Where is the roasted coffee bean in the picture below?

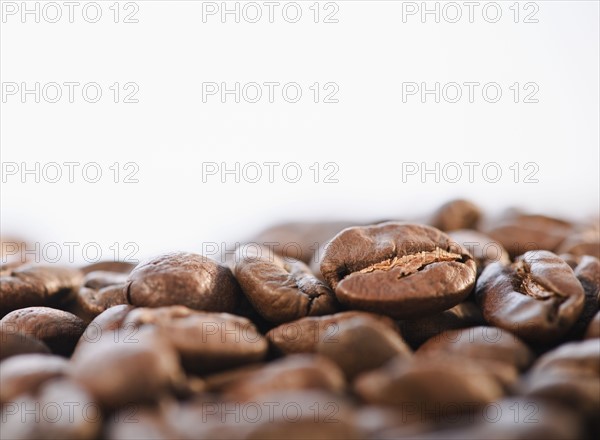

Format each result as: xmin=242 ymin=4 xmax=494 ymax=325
xmin=448 ymin=229 xmax=510 ymax=274
xmin=203 ymin=364 xmax=265 ymax=392
xmin=315 ymin=315 xmax=412 ymax=380
xmin=0 ymin=265 xmax=83 ymax=316
xmin=566 ymin=255 xmax=600 ymax=338
xmin=398 ymin=301 xmax=485 ymax=349
xmin=476 ymin=251 xmax=585 ymax=344
xmin=233 ymin=249 xmax=337 ymax=323
xmin=557 ymin=228 xmax=600 ymax=259
xmin=0 ymin=307 xmax=86 ymax=356
xmin=76 ymin=270 xmax=129 ymax=317
xmin=416 ymin=326 xmax=533 ymax=370
xmin=222 ymin=354 xmax=345 ymax=401
xmin=0 ymin=354 xmax=68 ymax=403
xmin=429 ymin=199 xmax=482 ymax=232
xmin=522 ymin=339 xmax=600 ymax=419
xmin=125 ymin=252 xmax=241 ymax=312
xmin=0 ymin=329 xmax=50 ymax=361
xmin=487 ymin=214 xmax=572 ymax=259
xmin=70 ymin=330 xmax=184 ymax=408
xmin=2 ymin=379 xmax=101 ymax=440
xmin=321 ymin=223 xmax=477 ymax=318
xmin=249 ymin=221 xmax=358 ymax=264
xmin=354 ymin=355 xmax=504 ymax=411
xmin=585 ymin=311 xmax=600 ymax=339
xmin=123 ymin=306 xmax=268 ymax=374
xmin=266 ymin=311 xmax=396 ymax=354
xmin=80 ymin=260 xmax=136 ymax=275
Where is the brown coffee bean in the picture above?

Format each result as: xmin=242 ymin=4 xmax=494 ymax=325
xmin=249 ymin=221 xmax=358 ymax=264
xmin=487 ymin=214 xmax=572 ymax=258
xmin=429 ymin=199 xmax=482 ymax=232
xmin=416 ymin=326 xmax=533 ymax=370
xmin=70 ymin=330 xmax=184 ymax=408
xmin=0 ymin=329 xmax=51 ymax=361
xmin=398 ymin=301 xmax=485 ymax=349
xmin=448 ymin=229 xmax=510 ymax=274
xmin=476 ymin=251 xmax=585 ymax=344
xmin=123 ymin=306 xmax=268 ymax=374
xmin=585 ymin=311 xmax=600 ymax=339
xmin=203 ymin=364 xmax=265 ymax=392
xmin=557 ymin=228 xmax=600 ymax=259
xmin=125 ymin=252 xmax=241 ymax=312
xmin=266 ymin=311 xmax=396 ymax=354
xmin=80 ymin=260 xmax=136 ymax=275
xmin=76 ymin=269 xmax=130 ymax=317
xmin=0 ymin=265 xmax=83 ymax=316
xmin=0 ymin=354 xmax=68 ymax=403
xmin=0 ymin=307 xmax=86 ymax=356
xmin=222 ymin=354 xmax=345 ymax=401
xmin=2 ymin=379 xmax=102 ymax=440
xmin=321 ymin=223 xmax=477 ymax=318
xmin=105 ymin=404 xmax=176 ymax=440
xmin=315 ymin=315 xmax=412 ymax=380
xmin=233 ymin=249 xmax=338 ymax=323
xmin=565 ymin=255 xmax=600 ymax=339
xmin=522 ymin=339 xmax=600 ymax=419
xmin=354 ymin=356 xmax=504 ymax=410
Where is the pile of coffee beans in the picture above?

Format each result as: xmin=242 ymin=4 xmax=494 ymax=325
xmin=1 ymin=200 xmax=599 ymax=439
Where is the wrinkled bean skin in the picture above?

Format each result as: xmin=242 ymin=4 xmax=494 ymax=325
xmin=475 ymin=251 xmax=584 ymax=344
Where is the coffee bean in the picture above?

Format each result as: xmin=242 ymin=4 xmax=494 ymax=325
xmin=321 ymin=223 xmax=477 ymax=318
xmin=105 ymin=404 xmax=176 ymax=440
xmin=80 ymin=260 xmax=136 ymax=275
xmin=522 ymin=339 xmax=600 ymax=420
xmin=397 ymin=301 xmax=485 ymax=349
xmin=487 ymin=214 xmax=572 ymax=259
xmin=429 ymin=199 xmax=482 ymax=232
xmin=249 ymin=221 xmax=358 ymax=264
xmin=0 ymin=354 xmax=68 ymax=404
xmin=475 ymin=251 xmax=585 ymax=344
xmin=0 ymin=307 xmax=86 ymax=356
xmin=233 ymin=249 xmax=338 ymax=323
xmin=125 ymin=252 xmax=241 ymax=312
xmin=566 ymin=255 xmax=600 ymax=339
xmin=557 ymin=227 xmax=600 ymax=259
xmin=70 ymin=330 xmax=184 ymax=408
xmin=123 ymin=306 xmax=268 ymax=374
xmin=2 ymin=379 xmax=102 ymax=440
xmin=416 ymin=326 xmax=533 ymax=370
xmin=354 ymin=355 xmax=504 ymax=411
xmin=266 ymin=311 xmax=396 ymax=354
xmin=76 ymin=270 xmax=130 ymax=317
xmin=447 ymin=229 xmax=510 ymax=274
xmin=222 ymin=354 xmax=345 ymax=401
xmin=0 ymin=265 xmax=83 ymax=316
xmin=0 ymin=329 xmax=51 ymax=361
xmin=315 ymin=315 xmax=412 ymax=380
xmin=585 ymin=311 xmax=600 ymax=339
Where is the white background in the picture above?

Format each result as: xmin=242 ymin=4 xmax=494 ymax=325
xmin=1 ymin=0 xmax=599 ymax=263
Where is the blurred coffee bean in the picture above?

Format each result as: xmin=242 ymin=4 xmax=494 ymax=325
xmin=475 ymin=251 xmax=585 ymax=344
xmin=80 ymin=260 xmax=136 ymax=275
xmin=0 ymin=307 xmax=86 ymax=356
xmin=70 ymin=330 xmax=184 ymax=409
xmin=222 ymin=354 xmax=345 ymax=401
xmin=0 ymin=265 xmax=83 ymax=316
xmin=566 ymin=255 xmax=600 ymax=339
xmin=105 ymin=403 xmax=177 ymax=440
xmin=321 ymin=223 xmax=477 ymax=318
xmin=522 ymin=339 xmax=600 ymax=420
xmin=448 ymin=229 xmax=510 ymax=274
xmin=315 ymin=315 xmax=412 ymax=380
xmin=585 ymin=311 xmax=600 ymax=339
xmin=354 ymin=356 xmax=504 ymax=413
xmin=125 ymin=252 xmax=241 ymax=312
xmin=429 ymin=199 xmax=482 ymax=232
xmin=0 ymin=354 xmax=68 ymax=403
xmin=123 ymin=306 xmax=268 ymax=374
xmin=234 ymin=248 xmax=337 ymax=323
xmin=76 ymin=270 xmax=129 ymax=317
xmin=266 ymin=311 xmax=396 ymax=354
xmin=416 ymin=326 xmax=533 ymax=370
xmin=398 ymin=301 xmax=485 ymax=349
xmin=0 ymin=329 xmax=51 ymax=361
xmin=556 ymin=227 xmax=600 ymax=259
xmin=487 ymin=214 xmax=572 ymax=258
xmin=203 ymin=364 xmax=265 ymax=392
xmin=249 ymin=221 xmax=358 ymax=264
